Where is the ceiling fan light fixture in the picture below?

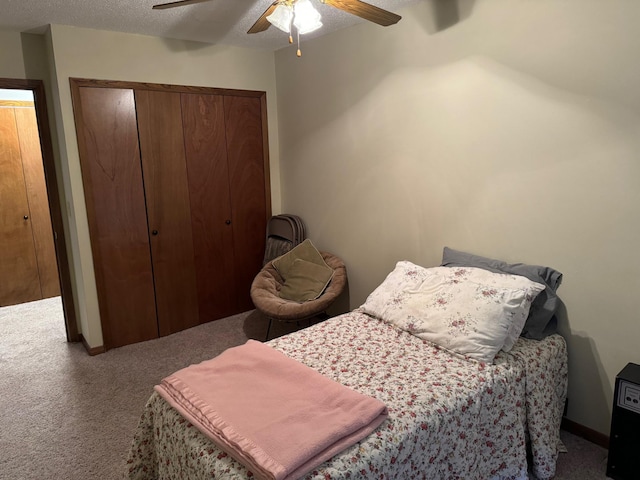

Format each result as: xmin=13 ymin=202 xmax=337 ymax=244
xmin=293 ymin=0 xmax=323 ymax=34
xmin=266 ymin=4 xmax=294 ymax=33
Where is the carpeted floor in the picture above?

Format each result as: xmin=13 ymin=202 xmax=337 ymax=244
xmin=0 ymin=297 xmax=610 ymax=480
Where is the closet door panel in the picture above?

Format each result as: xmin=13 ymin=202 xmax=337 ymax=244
xmin=181 ymin=93 xmax=236 ymax=322
xmin=73 ymin=87 xmax=158 ymax=348
xmin=14 ymin=107 xmax=60 ymax=299
xmin=224 ymin=96 xmax=268 ymax=312
xmin=0 ymin=108 xmax=41 ymax=306
xmin=135 ymin=90 xmax=199 ymax=336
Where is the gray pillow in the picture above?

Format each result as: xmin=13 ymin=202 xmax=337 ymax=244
xmin=441 ymin=247 xmax=563 ymax=340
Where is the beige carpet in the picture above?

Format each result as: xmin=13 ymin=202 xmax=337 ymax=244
xmin=0 ymin=297 xmax=610 ymax=479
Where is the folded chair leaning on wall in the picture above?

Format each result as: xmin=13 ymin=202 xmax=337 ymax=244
xmin=251 ymin=229 xmax=348 ymax=341
xmin=261 ymin=214 xmax=306 ymax=266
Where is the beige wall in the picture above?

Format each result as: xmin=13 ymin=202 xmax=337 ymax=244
xmin=274 ymin=0 xmax=640 ymax=434
xmin=0 ymin=31 xmax=27 ymax=78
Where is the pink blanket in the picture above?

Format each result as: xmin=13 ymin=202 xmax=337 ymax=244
xmin=154 ymin=339 xmax=388 ymax=480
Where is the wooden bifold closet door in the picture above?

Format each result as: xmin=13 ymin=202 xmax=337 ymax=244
xmin=0 ymin=107 xmax=41 ymax=305
xmin=135 ymin=90 xmax=200 ymax=337
xmin=71 ymin=79 xmax=270 ymax=350
xmin=73 ymin=87 xmax=158 ymax=347
xmin=0 ymin=104 xmax=60 ymax=306
xmin=180 ymin=93 xmax=237 ymax=321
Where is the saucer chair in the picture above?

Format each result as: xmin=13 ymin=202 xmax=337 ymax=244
xmin=251 ymin=240 xmax=348 ymax=341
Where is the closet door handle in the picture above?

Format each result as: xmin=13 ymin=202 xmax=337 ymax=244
xmin=151 ymin=230 xmax=159 ymax=236
xmin=23 ymin=215 xmax=29 ymax=220
xmin=225 ymin=220 xmax=231 ymax=225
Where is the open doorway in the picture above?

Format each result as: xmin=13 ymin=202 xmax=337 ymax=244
xmin=0 ymin=78 xmax=78 ymax=342
xmin=0 ymin=89 xmax=60 ymax=304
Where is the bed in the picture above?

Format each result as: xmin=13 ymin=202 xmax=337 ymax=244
xmin=125 ymin=253 xmax=567 ymax=480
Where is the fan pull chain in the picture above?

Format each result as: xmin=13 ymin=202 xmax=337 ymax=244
xmin=297 ymin=30 xmax=302 ymax=57
xmin=289 ymin=14 xmax=293 ymax=44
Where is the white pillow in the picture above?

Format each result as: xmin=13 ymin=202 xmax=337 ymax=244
xmin=361 ymin=262 xmax=544 ymax=363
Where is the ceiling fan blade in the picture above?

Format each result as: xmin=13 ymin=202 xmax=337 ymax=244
xmin=322 ymin=0 xmax=401 ymax=26
xmin=152 ymin=0 xmax=213 ymax=10
xmin=247 ymin=2 xmax=279 ymax=34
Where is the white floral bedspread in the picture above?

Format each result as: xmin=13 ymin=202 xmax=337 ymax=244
xmin=125 ymin=311 xmax=567 ymax=480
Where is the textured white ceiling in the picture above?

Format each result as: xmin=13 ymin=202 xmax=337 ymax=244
xmin=1 ymin=0 xmax=421 ymax=50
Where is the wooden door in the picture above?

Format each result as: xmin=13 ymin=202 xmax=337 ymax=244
xmin=181 ymin=93 xmax=237 ymax=323
xmin=224 ymin=96 xmax=268 ymax=312
xmin=0 ymin=108 xmax=41 ymax=306
xmin=72 ymin=87 xmax=158 ymax=349
xmin=135 ymin=90 xmax=200 ymax=336
xmin=14 ymin=107 xmax=60 ymax=299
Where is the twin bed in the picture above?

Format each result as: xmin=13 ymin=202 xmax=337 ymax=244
xmin=125 ymin=250 xmax=567 ymax=480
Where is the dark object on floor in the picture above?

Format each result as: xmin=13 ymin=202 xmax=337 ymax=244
xmin=607 ymin=362 xmax=640 ymax=480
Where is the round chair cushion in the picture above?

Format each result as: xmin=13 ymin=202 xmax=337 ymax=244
xmin=250 ymin=251 xmax=347 ymax=321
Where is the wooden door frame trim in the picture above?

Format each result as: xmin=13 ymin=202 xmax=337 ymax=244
xmin=0 ymin=78 xmax=79 ymax=342
xmin=69 ymin=77 xmax=267 ymax=98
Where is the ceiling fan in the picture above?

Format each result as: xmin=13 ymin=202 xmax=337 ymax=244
xmin=151 ymin=0 xmax=402 ymax=34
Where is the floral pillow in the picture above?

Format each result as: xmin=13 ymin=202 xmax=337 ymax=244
xmin=441 ymin=247 xmax=563 ymax=340
xmin=360 ymin=261 xmax=545 ymax=363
